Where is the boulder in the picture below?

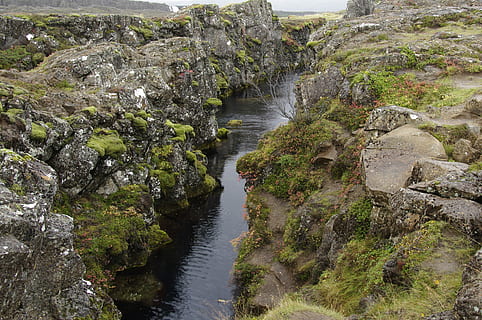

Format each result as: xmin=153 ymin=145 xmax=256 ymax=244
xmin=251 ymin=262 xmax=296 ymax=311
xmin=454 ymin=248 xmax=482 ymax=320
xmin=408 ymin=159 xmax=468 ymax=185
xmin=465 ymin=94 xmax=482 ymax=116
xmin=362 ymin=125 xmax=447 ymax=206
xmin=295 ymin=67 xmax=348 ymax=110
xmin=0 ymin=149 xmax=115 ymax=319
xmin=452 ymin=138 xmax=479 ymax=164
xmin=381 ymin=188 xmax=482 ymax=240
xmin=409 ymin=170 xmax=481 ymax=202
xmin=364 ymin=105 xmax=429 ymax=137
xmin=345 ymin=0 xmax=375 ymax=18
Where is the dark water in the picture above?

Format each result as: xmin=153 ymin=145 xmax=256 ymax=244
xmin=115 ymin=75 xmax=296 ymax=320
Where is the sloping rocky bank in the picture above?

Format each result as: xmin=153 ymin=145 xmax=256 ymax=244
xmin=0 ymin=1 xmax=318 ymax=318
xmin=235 ymin=0 xmax=481 ymax=319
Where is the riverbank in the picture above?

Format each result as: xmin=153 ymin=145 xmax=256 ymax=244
xmin=233 ymin=0 xmax=481 ymax=319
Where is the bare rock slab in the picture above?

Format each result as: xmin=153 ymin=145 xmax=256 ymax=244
xmin=362 ymin=125 xmax=447 ymax=205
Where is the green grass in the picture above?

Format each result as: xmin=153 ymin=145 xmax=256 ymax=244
xmin=312 ymin=221 xmax=476 ymax=317
xmin=253 ymin=297 xmax=344 ymax=320
xmin=237 ymin=118 xmax=342 ymax=205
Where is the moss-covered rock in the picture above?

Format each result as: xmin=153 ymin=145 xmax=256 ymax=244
xmin=87 ymin=128 xmax=127 ymax=157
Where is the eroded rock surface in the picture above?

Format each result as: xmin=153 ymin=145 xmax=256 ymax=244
xmin=0 ymin=149 xmax=118 ymax=319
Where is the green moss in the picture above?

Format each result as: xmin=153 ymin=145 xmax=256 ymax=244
xmin=165 ymin=120 xmax=195 ymax=142
xmin=87 ymin=129 xmax=127 ymax=157
xmin=53 ymin=186 xmax=172 ymax=290
xmin=0 ymin=46 xmax=30 ymax=70
xmin=30 ymin=122 xmax=47 ymax=141
xmin=10 ymin=183 xmax=26 ymax=196
xmin=203 ymin=174 xmax=217 ymax=191
xmin=186 ymin=150 xmax=197 ymax=163
xmin=217 ymin=127 xmax=230 ymax=139
xmin=237 ymin=119 xmax=341 ymax=205
xmin=82 ymin=106 xmax=97 ymax=115
xmin=205 ymin=97 xmax=223 ymax=106
xmin=236 ymin=50 xmax=247 ymax=62
xmin=54 ymin=79 xmax=75 ymax=91
xmin=147 ymin=224 xmax=172 ymax=249
xmin=2 ymin=108 xmax=24 ymax=124
xmin=136 ymin=110 xmax=151 ymax=119
xmin=307 ymin=40 xmax=323 ymax=48
xmin=150 ymin=169 xmax=177 ymax=189
xmin=132 ymin=117 xmax=148 ymax=131
xmin=125 ymin=112 xmax=135 ymax=120
xmin=129 ymin=25 xmax=154 ymax=39
xmin=195 ymin=160 xmax=207 ymax=176
xmin=348 ymin=197 xmax=372 ymax=239
xmin=216 ymin=74 xmax=229 ymax=90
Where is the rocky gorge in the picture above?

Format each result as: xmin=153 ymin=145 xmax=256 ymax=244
xmin=0 ymin=1 xmax=316 ymax=318
xmin=0 ymin=0 xmax=480 ymax=319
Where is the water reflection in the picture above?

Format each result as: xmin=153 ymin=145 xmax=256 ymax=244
xmin=115 ymin=74 xmax=297 ymax=320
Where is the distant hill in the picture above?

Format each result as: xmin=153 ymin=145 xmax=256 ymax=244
xmin=0 ymin=0 xmax=170 ymax=12
xmin=274 ymin=10 xmax=322 ymax=17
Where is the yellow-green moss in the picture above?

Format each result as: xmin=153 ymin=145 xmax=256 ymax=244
xmin=87 ymin=129 xmax=127 ymax=157
xmin=205 ymin=97 xmax=223 ymax=106
xmin=82 ymin=106 xmax=97 ymax=115
xmin=30 ymin=122 xmax=47 ymax=141
xmin=165 ymin=119 xmax=195 ymax=142
xmin=150 ymin=169 xmax=177 ymax=189
xmin=2 ymin=108 xmax=24 ymax=124
xmin=129 ymin=25 xmax=154 ymax=39
xmin=217 ymin=127 xmax=230 ymax=139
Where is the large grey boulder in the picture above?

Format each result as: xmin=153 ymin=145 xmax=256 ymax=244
xmin=452 ymin=138 xmax=479 ymax=164
xmin=345 ymin=0 xmax=375 ymax=18
xmin=364 ymin=105 xmax=429 ymax=139
xmin=0 ymin=149 xmax=116 ymax=320
xmin=362 ymin=125 xmax=447 ymax=205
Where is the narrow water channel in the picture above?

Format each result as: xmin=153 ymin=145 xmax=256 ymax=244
xmin=115 ymin=75 xmax=297 ymax=320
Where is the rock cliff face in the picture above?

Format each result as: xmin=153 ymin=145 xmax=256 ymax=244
xmin=0 ymin=149 xmax=119 ymax=319
xmin=236 ymin=0 xmax=481 ymax=318
xmin=0 ymin=0 xmax=312 ymax=318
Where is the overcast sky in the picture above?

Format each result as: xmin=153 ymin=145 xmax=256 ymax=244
xmin=135 ymin=0 xmax=348 ymax=12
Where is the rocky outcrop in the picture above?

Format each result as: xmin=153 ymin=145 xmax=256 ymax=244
xmin=0 ymin=0 xmax=295 ymax=206
xmin=345 ymin=0 xmax=375 ymax=18
xmin=362 ymin=124 xmax=447 ymax=205
xmin=237 ymin=0 xmax=481 ymax=318
xmin=0 ymin=149 xmax=118 ymax=319
xmin=455 ymin=248 xmax=482 ymax=320
xmin=0 ymin=1 xmax=306 ymax=318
